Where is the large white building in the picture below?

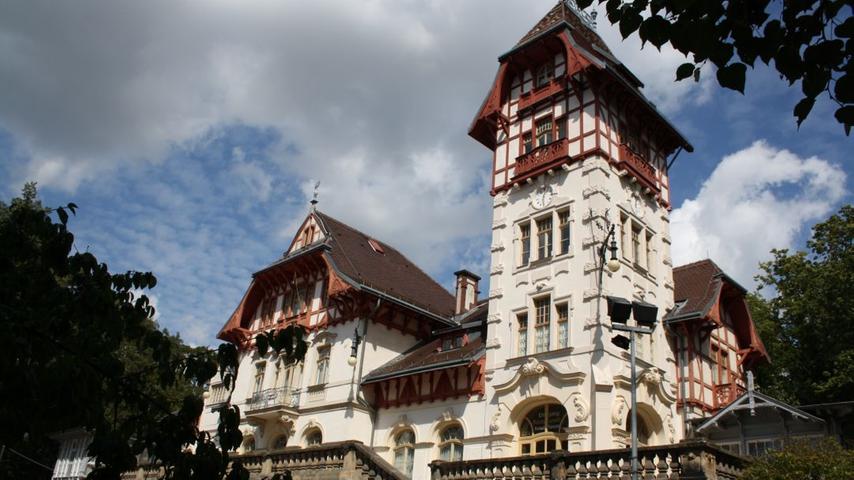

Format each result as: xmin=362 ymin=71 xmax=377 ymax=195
xmin=197 ymin=3 xmax=770 ymax=480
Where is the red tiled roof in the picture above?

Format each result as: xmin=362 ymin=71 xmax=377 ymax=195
xmin=364 ymin=304 xmax=487 ymax=382
xmin=363 ymin=337 xmax=484 ymax=383
xmin=315 ymin=211 xmax=456 ymax=318
xmin=516 ymin=1 xmax=612 ymax=56
xmin=669 ymin=259 xmax=726 ymax=320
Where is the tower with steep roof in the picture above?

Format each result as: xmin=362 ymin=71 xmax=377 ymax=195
xmin=471 ymin=0 xmax=693 ymax=454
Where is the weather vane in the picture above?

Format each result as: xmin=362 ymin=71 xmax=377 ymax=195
xmin=310 ymin=181 xmax=321 ymax=209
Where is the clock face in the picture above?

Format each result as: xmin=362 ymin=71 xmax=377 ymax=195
xmin=532 ymin=188 xmax=552 ymax=209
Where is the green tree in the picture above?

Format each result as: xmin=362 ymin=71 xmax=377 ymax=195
xmin=741 ymin=438 xmax=854 ymax=480
xmin=751 ymin=204 xmax=854 ymax=405
xmin=576 ymin=0 xmax=853 ymax=133
xmin=0 ymin=184 xmax=306 ymax=479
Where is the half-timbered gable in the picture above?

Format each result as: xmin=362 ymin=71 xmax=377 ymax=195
xmin=666 ymin=259 xmax=769 ymax=415
xmin=470 ymin=1 xmax=691 ymax=207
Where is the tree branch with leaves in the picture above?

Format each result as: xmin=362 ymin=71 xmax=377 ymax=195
xmin=577 ymin=0 xmax=853 ymax=133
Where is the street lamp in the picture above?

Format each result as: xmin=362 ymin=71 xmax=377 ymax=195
xmin=606 ymin=296 xmax=657 ymax=480
xmin=600 ymin=224 xmax=621 ymax=273
xmin=347 ymin=327 xmax=362 ymax=367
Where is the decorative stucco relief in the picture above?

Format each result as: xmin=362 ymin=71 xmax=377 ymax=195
xmin=611 ymin=396 xmax=628 ymax=427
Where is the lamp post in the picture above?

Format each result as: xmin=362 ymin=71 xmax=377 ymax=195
xmin=347 ymin=327 xmax=362 ymax=367
xmin=599 ymin=223 xmax=621 ymax=274
xmin=607 ymin=297 xmax=657 ymax=480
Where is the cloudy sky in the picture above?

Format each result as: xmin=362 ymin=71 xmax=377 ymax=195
xmin=1 ymin=0 xmax=850 ymax=345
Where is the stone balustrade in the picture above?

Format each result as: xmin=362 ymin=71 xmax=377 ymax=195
xmin=430 ymin=441 xmax=747 ymax=480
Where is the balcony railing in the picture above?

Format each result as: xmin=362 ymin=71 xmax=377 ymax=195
xmin=518 ymin=78 xmax=566 ymax=111
xmin=617 ymin=144 xmax=659 ymax=193
xmin=513 ymin=138 xmax=570 ymax=180
xmin=713 ymin=382 xmax=746 ymax=410
xmin=245 ymin=387 xmax=299 ymax=414
xmin=430 ymin=441 xmax=747 ymax=480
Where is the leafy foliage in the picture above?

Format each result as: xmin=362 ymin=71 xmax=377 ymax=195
xmin=751 ymin=205 xmax=854 ymax=405
xmin=576 ymin=0 xmax=853 ymax=133
xmin=741 ymin=437 xmax=854 ymax=480
xmin=0 ymin=184 xmax=307 ymax=479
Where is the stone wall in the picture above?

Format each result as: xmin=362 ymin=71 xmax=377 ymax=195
xmin=122 ymin=441 xmax=405 ymax=480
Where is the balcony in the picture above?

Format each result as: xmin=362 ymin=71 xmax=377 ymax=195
xmin=517 ymin=78 xmax=565 ymax=112
xmin=713 ymin=382 xmax=746 ymax=410
xmin=617 ymin=144 xmax=659 ymax=193
xmin=245 ymin=387 xmax=300 ymax=419
xmin=513 ymin=138 xmax=570 ymax=180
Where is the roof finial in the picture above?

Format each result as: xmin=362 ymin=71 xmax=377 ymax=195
xmin=310 ymin=181 xmax=320 ymax=211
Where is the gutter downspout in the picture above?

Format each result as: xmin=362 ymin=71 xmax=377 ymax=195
xmin=362 ymin=299 xmax=381 ymax=449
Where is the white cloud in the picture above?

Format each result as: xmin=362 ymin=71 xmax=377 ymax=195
xmin=671 ymin=140 xmax=847 ymax=286
xmin=592 ymin=4 xmax=716 ymax=114
xmin=0 ymin=0 xmax=745 ymax=343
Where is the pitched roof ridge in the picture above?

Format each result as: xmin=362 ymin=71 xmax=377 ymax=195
xmin=673 ymin=258 xmax=722 ymax=272
xmin=315 ymin=210 xmax=452 ymax=298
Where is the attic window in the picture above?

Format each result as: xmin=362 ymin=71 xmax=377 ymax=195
xmin=368 ymin=238 xmax=385 ymax=254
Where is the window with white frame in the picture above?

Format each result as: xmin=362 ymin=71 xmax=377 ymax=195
xmin=438 ymin=424 xmax=464 ymax=461
xmin=556 ymin=302 xmax=569 ymax=349
xmin=746 ymin=438 xmax=783 ymax=457
xmin=314 ymin=348 xmax=330 ymax=385
xmin=536 ymin=216 xmax=552 ymax=260
xmin=522 ymin=132 xmax=533 ymax=154
xmin=558 ymin=210 xmax=570 ymax=255
xmin=535 ymin=116 xmax=553 ymax=147
xmin=535 ymin=63 xmax=554 ymax=88
xmin=534 ymin=297 xmax=551 ymax=353
xmin=253 ymin=362 xmax=265 ymax=394
xmin=645 ymin=231 xmax=654 ymax=273
xmin=394 ymin=430 xmax=416 ymax=478
xmin=520 ymin=223 xmax=531 ymax=266
xmin=517 ymin=313 xmax=528 ymax=356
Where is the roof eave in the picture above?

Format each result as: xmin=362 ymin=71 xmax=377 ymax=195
xmin=362 ymin=351 xmax=484 ymax=384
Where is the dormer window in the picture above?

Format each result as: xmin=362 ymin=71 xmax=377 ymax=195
xmin=535 ymin=63 xmax=554 ymax=88
xmin=368 ymin=238 xmax=385 ymax=254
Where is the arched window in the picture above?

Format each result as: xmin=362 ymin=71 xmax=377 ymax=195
xmin=242 ymin=436 xmax=256 ymax=453
xmin=393 ymin=429 xmax=415 ymax=478
xmin=271 ymin=435 xmax=288 ymax=450
xmin=438 ymin=424 xmax=464 ymax=461
xmin=626 ymin=410 xmax=652 ymax=446
xmin=519 ymin=403 xmax=568 ymax=455
xmin=305 ymin=428 xmax=323 ymax=446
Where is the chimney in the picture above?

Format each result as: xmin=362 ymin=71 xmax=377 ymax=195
xmin=454 ymin=270 xmax=481 ymax=314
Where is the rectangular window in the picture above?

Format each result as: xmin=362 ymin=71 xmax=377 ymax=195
xmin=537 ymin=217 xmax=552 ymax=260
xmin=747 ymin=439 xmax=783 ymax=457
xmin=557 ymin=303 xmax=569 ymax=349
xmin=260 ymin=297 xmax=276 ymax=326
xmin=315 ymin=348 xmax=330 ymax=385
xmin=534 ymin=297 xmax=551 ymax=353
xmin=517 ymin=313 xmax=528 ymax=356
xmin=721 ymin=352 xmax=730 ymax=384
xmin=253 ymin=363 xmax=265 ymax=394
xmin=558 ymin=210 xmax=570 ymax=255
xmin=520 ymin=223 xmax=531 ymax=266
xmin=522 ymin=132 xmax=533 ymax=154
xmin=536 ymin=117 xmax=553 ymax=147
xmin=645 ymin=231 xmax=654 ymax=272
xmin=536 ymin=63 xmax=554 ymax=88
xmin=556 ymin=116 xmax=567 ymax=140
xmin=632 ymin=224 xmax=641 ymax=265
xmin=291 ymin=282 xmax=305 ymax=315
xmin=620 ymin=213 xmax=630 ymax=260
